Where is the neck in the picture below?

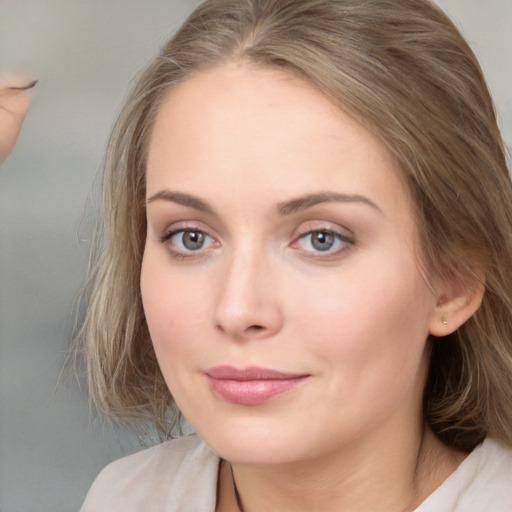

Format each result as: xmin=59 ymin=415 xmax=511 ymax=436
xmin=217 ymin=425 xmax=465 ymax=512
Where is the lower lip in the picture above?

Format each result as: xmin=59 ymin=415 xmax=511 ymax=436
xmin=207 ymin=376 xmax=308 ymax=405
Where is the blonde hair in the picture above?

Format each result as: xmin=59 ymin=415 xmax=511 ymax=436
xmin=79 ymin=0 xmax=512 ymax=450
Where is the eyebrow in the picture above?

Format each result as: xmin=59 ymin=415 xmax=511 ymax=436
xmin=276 ymin=192 xmax=383 ymax=216
xmin=146 ymin=190 xmax=383 ymax=216
xmin=146 ymin=191 xmax=215 ymax=214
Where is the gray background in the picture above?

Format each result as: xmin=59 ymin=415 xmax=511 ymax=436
xmin=0 ymin=1 xmax=510 ymax=511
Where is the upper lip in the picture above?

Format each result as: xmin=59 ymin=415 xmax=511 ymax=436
xmin=205 ymin=365 xmax=309 ymax=380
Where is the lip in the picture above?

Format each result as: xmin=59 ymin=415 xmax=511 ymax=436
xmin=205 ymin=366 xmax=310 ymax=405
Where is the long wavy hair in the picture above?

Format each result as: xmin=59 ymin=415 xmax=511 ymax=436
xmin=78 ymin=0 xmax=512 ymax=451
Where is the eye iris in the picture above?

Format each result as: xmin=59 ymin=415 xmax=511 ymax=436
xmin=182 ymin=231 xmax=205 ymax=250
xmin=311 ymin=231 xmax=334 ymax=251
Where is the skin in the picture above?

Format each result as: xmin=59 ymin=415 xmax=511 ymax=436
xmin=0 ymin=76 xmax=34 ymax=162
xmin=141 ymin=63 xmax=476 ymax=511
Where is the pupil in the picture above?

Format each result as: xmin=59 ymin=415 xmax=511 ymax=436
xmin=183 ymin=231 xmax=204 ymax=250
xmin=312 ymin=232 xmax=334 ymax=251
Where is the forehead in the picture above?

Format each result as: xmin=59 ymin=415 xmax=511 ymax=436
xmin=146 ymin=63 xmax=411 ymax=216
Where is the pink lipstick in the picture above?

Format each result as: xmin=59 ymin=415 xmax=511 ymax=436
xmin=205 ymin=366 xmax=309 ymax=405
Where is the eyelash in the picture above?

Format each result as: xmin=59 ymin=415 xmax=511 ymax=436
xmin=159 ymin=228 xmax=217 ymax=259
xmin=292 ymin=229 xmax=354 ymax=258
xmin=159 ymin=227 xmax=354 ymax=260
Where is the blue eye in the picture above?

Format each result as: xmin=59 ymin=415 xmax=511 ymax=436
xmin=299 ymin=230 xmax=351 ymax=254
xmin=165 ymin=229 xmax=215 ymax=252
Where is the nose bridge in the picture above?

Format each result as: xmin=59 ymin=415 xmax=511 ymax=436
xmin=214 ymin=237 xmax=282 ymax=338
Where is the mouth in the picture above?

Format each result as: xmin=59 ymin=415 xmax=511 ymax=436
xmin=204 ymin=366 xmax=310 ymax=405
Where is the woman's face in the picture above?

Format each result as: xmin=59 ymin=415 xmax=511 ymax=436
xmin=141 ymin=63 xmax=440 ymax=465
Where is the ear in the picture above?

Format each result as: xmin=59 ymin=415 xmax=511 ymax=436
xmin=429 ymin=275 xmax=485 ymax=337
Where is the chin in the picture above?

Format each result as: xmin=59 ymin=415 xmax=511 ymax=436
xmin=191 ymin=414 xmax=315 ymax=466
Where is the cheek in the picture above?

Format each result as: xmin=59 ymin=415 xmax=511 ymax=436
xmin=295 ymin=260 xmax=435 ymax=387
xmin=289 ymin=270 xmax=434 ymax=443
xmin=140 ymin=255 xmax=210 ymax=364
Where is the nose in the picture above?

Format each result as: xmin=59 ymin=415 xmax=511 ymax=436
xmin=213 ymin=247 xmax=284 ymax=340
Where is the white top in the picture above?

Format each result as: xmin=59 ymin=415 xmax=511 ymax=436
xmin=81 ymin=435 xmax=512 ymax=511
